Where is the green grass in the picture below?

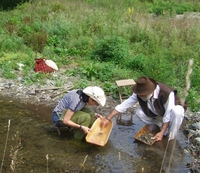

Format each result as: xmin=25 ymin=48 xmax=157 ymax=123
xmin=0 ymin=0 xmax=200 ymax=111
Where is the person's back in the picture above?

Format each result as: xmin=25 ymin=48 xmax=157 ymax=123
xmin=53 ymin=89 xmax=86 ymax=117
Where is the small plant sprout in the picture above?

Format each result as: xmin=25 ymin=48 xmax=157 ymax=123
xmin=159 ymin=132 xmax=173 ymax=173
xmin=142 ymin=167 xmax=144 ymax=173
xmin=127 ymin=7 xmax=134 ymax=16
xmin=10 ymin=131 xmax=24 ymax=173
xmin=46 ymin=154 xmax=49 ymax=173
xmin=0 ymin=119 xmax=11 ymax=173
xmin=118 ymin=151 xmax=121 ymax=160
xmin=78 ymin=155 xmax=88 ymax=173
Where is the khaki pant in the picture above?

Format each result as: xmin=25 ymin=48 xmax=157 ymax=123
xmin=60 ymin=108 xmax=95 ymax=140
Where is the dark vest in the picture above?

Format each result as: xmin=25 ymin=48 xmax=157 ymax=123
xmin=137 ymin=82 xmax=188 ymax=117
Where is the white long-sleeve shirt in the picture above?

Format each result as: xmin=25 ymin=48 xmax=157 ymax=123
xmin=115 ymin=85 xmax=176 ymax=123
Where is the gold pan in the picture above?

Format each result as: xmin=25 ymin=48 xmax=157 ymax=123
xmin=86 ymin=118 xmax=113 ymax=146
xmin=134 ymin=124 xmax=160 ymax=146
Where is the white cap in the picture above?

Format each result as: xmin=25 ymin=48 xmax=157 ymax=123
xmin=45 ymin=59 xmax=58 ymax=70
xmin=83 ymin=86 xmax=106 ymax=106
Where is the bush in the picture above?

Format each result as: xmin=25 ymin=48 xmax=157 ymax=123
xmin=187 ymin=89 xmax=200 ymax=112
xmin=23 ymin=30 xmax=48 ymax=53
xmin=142 ymin=54 xmax=176 ymax=85
xmin=81 ymin=62 xmax=115 ymax=82
xmin=89 ymin=36 xmax=131 ymax=65
xmin=176 ymin=3 xmax=193 ymax=14
xmin=149 ymin=1 xmax=175 ymax=16
xmin=0 ymin=35 xmax=25 ymax=52
xmin=125 ymin=53 xmax=148 ymax=72
xmin=67 ymin=36 xmax=92 ymax=56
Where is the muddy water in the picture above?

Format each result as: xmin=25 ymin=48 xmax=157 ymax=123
xmin=0 ymin=97 xmax=192 ymax=173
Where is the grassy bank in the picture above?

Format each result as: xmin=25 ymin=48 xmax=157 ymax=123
xmin=0 ymin=0 xmax=200 ymax=111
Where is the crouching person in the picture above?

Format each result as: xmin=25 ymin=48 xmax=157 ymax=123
xmin=101 ymin=76 xmax=188 ymax=141
xmin=52 ymin=86 xmax=106 ymax=140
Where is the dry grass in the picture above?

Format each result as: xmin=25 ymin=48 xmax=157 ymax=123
xmin=10 ymin=132 xmax=24 ymax=172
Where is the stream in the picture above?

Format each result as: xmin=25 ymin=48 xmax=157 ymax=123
xmin=0 ymin=96 xmax=193 ymax=173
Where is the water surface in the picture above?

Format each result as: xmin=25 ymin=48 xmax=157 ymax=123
xmin=0 ymin=97 xmax=192 ymax=173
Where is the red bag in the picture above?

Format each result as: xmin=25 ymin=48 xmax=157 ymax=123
xmin=34 ymin=58 xmax=54 ymax=73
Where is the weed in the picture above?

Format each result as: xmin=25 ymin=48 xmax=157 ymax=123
xmin=89 ymin=36 xmax=131 ymax=65
xmin=103 ymin=82 xmax=118 ymax=97
xmin=10 ymin=132 xmax=24 ymax=172
xmin=125 ymin=53 xmax=148 ymax=72
xmin=46 ymin=154 xmax=49 ymax=173
xmin=78 ymin=155 xmax=88 ymax=173
xmin=22 ymin=72 xmax=47 ymax=86
xmin=67 ymin=36 xmax=93 ymax=56
xmin=0 ymin=0 xmax=199 ymax=110
xmin=0 ymin=120 xmax=11 ymax=173
xmin=73 ymin=78 xmax=90 ymax=89
xmin=23 ymin=30 xmax=48 ymax=53
xmin=187 ymin=89 xmax=200 ymax=112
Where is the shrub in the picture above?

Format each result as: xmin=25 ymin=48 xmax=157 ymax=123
xmin=0 ymin=35 xmax=25 ymax=52
xmin=46 ymin=35 xmax=68 ymax=56
xmin=176 ymin=3 xmax=193 ymax=14
xmin=125 ymin=53 xmax=148 ymax=72
xmin=1 ymin=63 xmax=17 ymax=79
xmin=103 ymin=82 xmax=119 ymax=99
xmin=129 ymin=25 xmax=150 ymax=44
xmin=187 ymin=89 xmax=200 ymax=112
xmin=23 ymin=30 xmax=48 ymax=53
xmin=149 ymin=1 xmax=175 ymax=16
xmin=67 ymin=36 xmax=92 ymax=56
xmin=81 ymin=62 xmax=115 ymax=82
xmin=142 ymin=54 xmax=176 ymax=85
xmin=89 ymin=36 xmax=131 ymax=65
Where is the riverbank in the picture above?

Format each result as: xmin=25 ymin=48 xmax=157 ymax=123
xmin=0 ymin=68 xmax=199 ymax=172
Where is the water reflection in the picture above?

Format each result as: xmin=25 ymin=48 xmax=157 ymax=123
xmin=0 ymin=97 xmax=192 ymax=173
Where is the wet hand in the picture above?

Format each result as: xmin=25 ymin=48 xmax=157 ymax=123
xmin=100 ymin=117 xmax=109 ymax=129
xmin=81 ymin=125 xmax=90 ymax=134
xmin=153 ymin=132 xmax=163 ymax=141
xmin=95 ymin=113 xmax=103 ymax=119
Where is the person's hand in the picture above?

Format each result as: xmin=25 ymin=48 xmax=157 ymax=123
xmin=95 ymin=113 xmax=103 ymax=119
xmin=100 ymin=117 xmax=110 ymax=129
xmin=153 ymin=132 xmax=164 ymax=141
xmin=81 ymin=125 xmax=90 ymax=134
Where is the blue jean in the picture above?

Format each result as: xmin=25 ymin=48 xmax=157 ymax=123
xmin=52 ymin=112 xmax=65 ymax=127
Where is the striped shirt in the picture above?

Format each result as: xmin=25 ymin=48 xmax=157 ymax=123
xmin=53 ymin=89 xmax=86 ymax=116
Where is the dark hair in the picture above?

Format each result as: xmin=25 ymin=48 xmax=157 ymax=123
xmin=76 ymin=90 xmax=89 ymax=103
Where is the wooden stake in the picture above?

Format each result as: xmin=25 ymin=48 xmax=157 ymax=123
xmin=50 ymin=86 xmax=74 ymax=98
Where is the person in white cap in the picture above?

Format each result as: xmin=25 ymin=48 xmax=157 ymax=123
xmin=52 ymin=86 xmax=106 ymax=140
xmin=101 ymin=76 xmax=188 ymax=141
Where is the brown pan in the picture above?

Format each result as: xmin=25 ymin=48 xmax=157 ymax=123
xmin=86 ymin=118 xmax=113 ymax=146
xmin=134 ymin=124 xmax=160 ymax=146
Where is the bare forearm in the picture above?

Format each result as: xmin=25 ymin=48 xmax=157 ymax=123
xmin=160 ymin=122 xmax=169 ymax=135
xmin=153 ymin=122 xmax=169 ymax=141
xmin=63 ymin=119 xmax=81 ymax=129
xmin=106 ymin=109 xmax=120 ymax=120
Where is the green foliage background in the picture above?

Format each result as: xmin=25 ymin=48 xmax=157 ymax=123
xmin=0 ymin=0 xmax=200 ymax=111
